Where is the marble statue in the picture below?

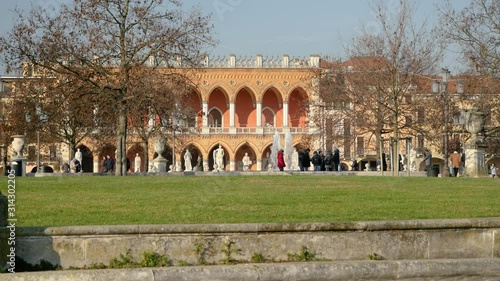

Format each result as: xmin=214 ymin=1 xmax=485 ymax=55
xmin=409 ymin=148 xmax=417 ymax=172
xmin=75 ymin=148 xmax=82 ymax=166
xmin=213 ymin=144 xmax=224 ymax=171
xmin=184 ymin=150 xmax=192 ymax=171
xmin=292 ymin=148 xmax=299 ymax=171
xmin=134 ymin=153 xmax=141 ymax=173
xmin=242 ymin=152 xmax=251 ymax=171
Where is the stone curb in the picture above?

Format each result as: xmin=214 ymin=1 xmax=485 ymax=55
xmin=11 ymin=217 xmax=500 ymax=236
xmin=2 ymin=259 xmax=500 ymax=281
xmin=25 ymin=170 xmax=428 ymax=177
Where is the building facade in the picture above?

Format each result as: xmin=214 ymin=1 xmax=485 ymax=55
xmin=1 ymin=54 xmax=498 ymax=174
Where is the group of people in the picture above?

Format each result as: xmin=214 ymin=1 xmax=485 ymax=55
xmin=297 ymin=148 xmax=341 ymax=172
xmin=101 ymin=155 xmax=116 ymax=173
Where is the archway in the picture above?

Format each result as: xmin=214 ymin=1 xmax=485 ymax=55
xmin=182 ymin=90 xmax=203 ymax=128
xmin=208 ymin=88 xmax=229 ymax=127
xmin=262 ymin=88 xmax=283 ymax=127
xmin=261 ymin=144 xmax=273 ymax=171
xmin=235 ymin=88 xmax=256 ymax=127
xmin=235 ymin=144 xmax=256 ymax=171
xmin=288 ymin=88 xmax=309 ymax=127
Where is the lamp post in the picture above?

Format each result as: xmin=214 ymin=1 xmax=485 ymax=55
xmin=432 ymin=68 xmax=463 ymax=177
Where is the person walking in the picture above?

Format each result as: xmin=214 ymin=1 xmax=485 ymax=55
xmin=104 ymin=155 xmax=114 ymax=175
xmin=277 ymin=149 xmax=286 ymax=171
xmin=450 ymin=151 xmax=461 ymax=177
xmin=491 ymin=164 xmax=497 ymax=178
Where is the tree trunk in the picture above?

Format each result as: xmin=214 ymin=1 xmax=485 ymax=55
xmin=143 ymin=140 xmax=149 ymax=173
xmin=116 ymin=102 xmax=128 ymax=176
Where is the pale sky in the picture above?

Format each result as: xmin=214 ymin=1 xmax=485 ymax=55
xmin=0 ymin=0 xmax=471 ymax=75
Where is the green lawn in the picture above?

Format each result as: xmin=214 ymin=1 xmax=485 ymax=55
xmin=1 ymin=175 xmax=499 ymax=227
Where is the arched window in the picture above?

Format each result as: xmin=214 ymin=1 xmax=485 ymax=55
xmin=208 ymin=108 xmax=223 ymax=127
xmin=262 ymin=107 xmax=275 ymax=127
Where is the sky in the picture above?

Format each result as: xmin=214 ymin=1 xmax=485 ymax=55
xmin=0 ymin=0 xmax=472 ymax=75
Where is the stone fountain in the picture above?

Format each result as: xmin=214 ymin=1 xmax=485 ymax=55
xmin=269 ymin=131 xmax=281 ymax=171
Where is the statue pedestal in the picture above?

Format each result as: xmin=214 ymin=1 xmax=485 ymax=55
xmin=154 ymin=157 xmax=168 ymax=173
xmin=464 ymin=140 xmax=488 ymax=178
xmin=11 ymin=157 xmax=27 ymax=176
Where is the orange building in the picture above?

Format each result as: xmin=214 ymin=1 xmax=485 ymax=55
xmin=148 ymin=54 xmax=322 ymax=172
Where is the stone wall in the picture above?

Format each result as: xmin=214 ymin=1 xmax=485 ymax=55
xmin=7 ymin=218 xmax=500 ymax=269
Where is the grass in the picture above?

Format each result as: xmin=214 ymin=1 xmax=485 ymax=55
xmin=1 ymin=175 xmax=499 ymax=227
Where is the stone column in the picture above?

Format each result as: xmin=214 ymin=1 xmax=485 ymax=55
xmin=283 ymin=102 xmax=289 ymax=127
xmin=202 ymin=102 xmax=208 ymax=127
xmin=464 ymin=141 xmax=487 ymax=178
xmin=93 ymin=159 xmax=100 ymax=173
xmin=229 ymin=102 xmax=235 ymax=127
xmin=256 ymin=102 xmax=262 ymax=127
xmin=230 ymin=159 xmax=235 ymax=172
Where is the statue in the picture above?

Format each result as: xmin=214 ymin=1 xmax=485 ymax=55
xmin=75 ymin=148 xmax=83 ymax=167
xmin=291 ymin=148 xmax=299 ymax=171
xmin=184 ymin=150 xmax=192 ymax=171
xmin=213 ymin=144 xmax=224 ymax=171
xmin=242 ymin=152 xmax=251 ymax=171
xmin=409 ymin=148 xmax=417 ymax=172
xmin=262 ymin=152 xmax=270 ymax=171
xmin=134 ymin=153 xmax=141 ymax=173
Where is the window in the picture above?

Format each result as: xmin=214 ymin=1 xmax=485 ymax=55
xmin=356 ymin=137 xmax=364 ymax=155
xmin=208 ymin=108 xmax=222 ymax=127
xmin=452 ymin=106 xmax=462 ymax=125
xmin=417 ymin=106 xmax=425 ymax=123
xmin=417 ymin=134 xmax=424 ymax=149
xmin=405 ymin=115 xmax=413 ymax=127
xmin=262 ymin=107 xmax=275 ymax=127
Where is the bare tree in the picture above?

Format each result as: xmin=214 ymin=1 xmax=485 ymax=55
xmin=127 ymin=68 xmax=193 ymax=172
xmin=438 ymin=0 xmax=500 ymax=153
xmin=438 ymin=0 xmax=500 ymax=77
xmin=0 ymin=0 xmax=215 ymax=175
xmin=340 ymin=0 xmax=444 ymax=172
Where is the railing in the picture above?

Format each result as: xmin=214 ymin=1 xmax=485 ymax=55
xmin=208 ymin=127 xmax=230 ymax=134
xmin=145 ymin=54 xmax=320 ymax=69
xmin=127 ymin=126 xmax=312 ymax=136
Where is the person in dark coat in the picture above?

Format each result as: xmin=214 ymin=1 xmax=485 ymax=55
xmin=300 ymin=148 xmax=311 ymax=171
xmin=332 ymin=148 xmax=340 ymax=171
xmin=298 ymin=150 xmax=305 ymax=171
xmin=311 ymin=151 xmax=322 ymax=171
xmin=324 ymin=150 xmax=334 ymax=171
xmin=382 ymin=153 xmax=387 ymax=171
xmin=104 ymin=155 xmax=115 ymax=174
